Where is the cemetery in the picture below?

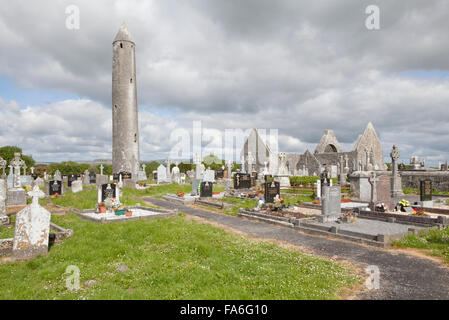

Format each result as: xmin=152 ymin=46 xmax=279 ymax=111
xmin=1 ymin=17 xmax=449 ymax=302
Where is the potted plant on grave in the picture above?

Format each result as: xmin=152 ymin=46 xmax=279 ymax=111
xmin=97 ymin=202 xmax=107 ymax=214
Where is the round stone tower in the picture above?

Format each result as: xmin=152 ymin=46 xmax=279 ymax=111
xmin=112 ymin=22 xmax=140 ymax=177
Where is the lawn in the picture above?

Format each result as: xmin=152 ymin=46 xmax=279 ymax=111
xmin=0 ymin=213 xmax=359 ymax=300
xmin=36 ymin=184 xmax=227 ymax=210
xmin=394 ymin=227 xmax=449 ymax=264
xmin=221 ymin=195 xmax=315 ymax=216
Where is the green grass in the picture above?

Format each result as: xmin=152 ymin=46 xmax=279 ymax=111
xmin=221 ymin=195 xmax=315 ymax=216
xmin=0 ymin=214 xmax=359 ymax=299
xmin=0 ymin=216 xmax=15 ymax=239
xmin=394 ymin=227 xmax=449 ymax=264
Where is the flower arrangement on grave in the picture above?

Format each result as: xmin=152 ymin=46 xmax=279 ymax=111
xmin=176 ymin=191 xmax=185 ymax=198
xmin=375 ymin=203 xmax=387 ymax=212
xmin=51 ymin=193 xmax=59 ymax=199
xmin=398 ymin=199 xmax=410 ymax=208
xmin=412 ymin=208 xmax=425 ymax=216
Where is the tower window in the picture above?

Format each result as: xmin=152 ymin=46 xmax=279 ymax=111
xmin=120 ymin=43 xmax=123 ymax=48
xmin=134 ymin=133 xmax=137 ymax=143
xmin=130 ymin=78 xmax=133 ymax=83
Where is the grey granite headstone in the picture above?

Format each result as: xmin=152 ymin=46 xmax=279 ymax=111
xmin=318 ymin=185 xmax=341 ymax=223
xmin=7 ymin=188 xmax=26 ymax=207
xmin=54 ymin=170 xmax=62 ymax=181
xmin=71 ymin=180 xmax=83 ymax=194
xmin=20 ymin=175 xmax=32 ymax=187
xmin=157 ymin=165 xmax=167 ymax=184
xmin=96 ymin=174 xmax=108 ymax=188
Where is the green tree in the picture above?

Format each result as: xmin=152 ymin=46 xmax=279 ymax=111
xmin=0 ymin=146 xmax=35 ymax=174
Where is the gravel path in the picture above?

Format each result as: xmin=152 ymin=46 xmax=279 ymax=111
xmin=144 ymin=196 xmax=449 ymax=300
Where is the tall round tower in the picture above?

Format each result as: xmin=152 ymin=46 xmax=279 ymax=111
xmin=112 ymin=22 xmax=140 ymax=177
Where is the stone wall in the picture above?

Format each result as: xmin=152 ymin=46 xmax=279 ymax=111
xmin=400 ymin=171 xmax=449 ymax=192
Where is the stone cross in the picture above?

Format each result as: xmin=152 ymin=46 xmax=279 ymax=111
xmin=29 ymin=185 xmax=45 ymax=206
xmin=226 ymin=161 xmax=233 ymax=178
xmin=100 ymin=164 xmax=104 ymax=176
xmin=0 ymin=157 xmax=6 ymax=178
xmin=10 ymin=153 xmax=25 ymax=188
xmin=142 ymin=164 xmax=146 ymax=171
xmin=240 ymin=155 xmax=246 ymax=173
xmin=30 ymin=167 xmax=35 ymax=174
xmin=368 ymin=172 xmax=379 ymax=210
xmin=390 ymin=145 xmax=403 ymax=198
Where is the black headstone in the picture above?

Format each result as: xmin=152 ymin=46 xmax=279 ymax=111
xmin=49 ymin=181 xmax=62 ymax=196
xmin=152 ymin=172 xmax=158 ymax=180
xmin=234 ymin=173 xmax=251 ymax=189
xmin=200 ymin=181 xmax=213 ymax=198
xmin=68 ymin=175 xmax=79 ymax=187
xmin=264 ymin=181 xmax=280 ymax=203
xmin=215 ymin=170 xmax=224 ymax=179
xmin=114 ymin=172 xmax=132 ymax=181
xmin=420 ymin=179 xmax=432 ymax=202
xmin=89 ymin=173 xmax=96 ymax=184
xmin=101 ymin=184 xmax=117 ymax=202
xmin=31 ymin=173 xmax=38 ymax=180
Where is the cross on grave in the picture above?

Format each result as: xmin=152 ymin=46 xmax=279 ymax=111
xmin=0 ymin=157 xmax=6 ymax=177
xmin=29 ymin=185 xmax=45 ymax=206
xmin=368 ymin=172 xmax=379 ymax=210
xmin=100 ymin=164 xmax=104 ymax=176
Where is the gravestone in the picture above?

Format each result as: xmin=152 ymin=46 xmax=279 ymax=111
xmin=157 ymin=165 xmax=167 ymax=184
xmin=7 ymin=169 xmax=13 ymax=188
xmin=0 ymin=179 xmax=7 ymax=225
xmin=318 ymin=185 xmax=341 ymax=223
xmin=54 ymin=170 xmax=62 ymax=181
xmin=204 ymin=169 xmax=215 ymax=183
xmin=376 ymin=175 xmax=392 ymax=209
xmin=264 ymin=181 xmax=280 ymax=204
xmin=12 ymin=186 xmax=51 ymax=261
xmin=48 ymin=181 xmax=63 ymax=196
xmin=113 ymin=172 xmax=132 ymax=181
xmin=152 ymin=171 xmax=157 ymax=181
xmin=200 ymin=181 xmax=213 ymax=198
xmin=420 ymin=179 xmax=432 ymax=202
xmin=71 ymin=180 xmax=83 ymax=194
xmin=89 ymin=173 xmax=97 ymax=184
xmin=96 ymin=174 xmax=108 ymax=188
xmin=234 ymin=173 xmax=251 ymax=189
xmin=68 ymin=175 xmax=79 ymax=187
xmin=83 ymin=171 xmax=90 ymax=186
xmin=215 ymin=170 xmax=224 ymax=179
xmin=34 ymin=177 xmax=45 ymax=188
xmin=190 ymin=179 xmax=201 ymax=196
xmin=101 ymin=184 xmax=117 ymax=202
xmin=20 ymin=176 xmax=32 ymax=187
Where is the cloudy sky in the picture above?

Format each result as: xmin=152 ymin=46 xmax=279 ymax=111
xmin=0 ymin=0 xmax=448 ymax=166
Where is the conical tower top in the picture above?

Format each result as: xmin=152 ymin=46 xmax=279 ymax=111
xmin=114 ymin=22 xmax=134 ymax=43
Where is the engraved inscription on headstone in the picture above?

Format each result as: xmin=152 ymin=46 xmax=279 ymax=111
xmin=264 ymin=181 xmax=280 ymax=203
xmin=101 ymin=184 xmax=117 ymax=202
xmin=200 ymin=181 xmax=213 ymax=198
xmin=420 ymin=179 xmax=432 ymax=202
xmin=234 ymin=173 xmax=251 ymax=189
xmin=49 ymin=181 xmax=62 ymax=196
